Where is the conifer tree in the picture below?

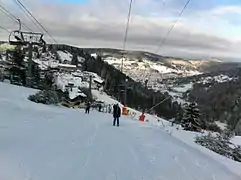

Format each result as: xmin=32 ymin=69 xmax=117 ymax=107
xmin=9 ymin=47 xmax=26 ymax=85
xmin=181 ymin=103 xmax=201 ymax=131
xmin=71 ymin=53 xmax=78 ymax=66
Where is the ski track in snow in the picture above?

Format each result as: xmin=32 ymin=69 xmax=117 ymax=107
xmin=0 ymin=83 xmax=241 ymax=180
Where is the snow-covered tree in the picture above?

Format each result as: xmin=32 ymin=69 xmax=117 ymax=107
xmin=28 ymin=90 xmax=59 ymax=105
xmin=195 ymin=131 xmax=241 ymax=162
xmin=42 ymin=45 xmax=47 ymax=53
xmin=181 ymin=103 xmax=201 ymax=131
xmin=9 ymin=47 xmax=26 ymax=85
xmin=31 ymin=64 xmax=41 ymax=88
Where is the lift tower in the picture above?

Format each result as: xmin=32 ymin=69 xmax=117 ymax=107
xmin=8 ymin=19 xmax=46 ymax=87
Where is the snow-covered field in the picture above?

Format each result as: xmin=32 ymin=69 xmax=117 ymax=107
xmin=103 ymin=56 xmax=201 ymax=92
xmin=200 ymin=74 xmax=236 ymax=84
xmin=0 ymin=82 xmax=241 ymax=180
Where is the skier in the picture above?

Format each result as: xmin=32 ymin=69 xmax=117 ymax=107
xmin=108 ymin=104 xmax=112 ymax=114
xmin=113 ymin=103 xmax=121 ymax=126
xmin=98 ymin=103 xmax=102 ymax=112
xmin=85 ymin=101 xmax=91 ymax=114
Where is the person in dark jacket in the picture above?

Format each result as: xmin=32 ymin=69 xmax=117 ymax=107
xmin=113 ymin=104 xmax=121 ymax=126
xmin=98 ymin=103 xmax=102 ymax=112
xmin=85 ymin=102 xmax=91 ymax=114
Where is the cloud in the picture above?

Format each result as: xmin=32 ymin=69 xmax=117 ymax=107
xmin=1 ymin=0 xmax=241 ymax=59
xmin=210 ymin=6 xmax=241 ymax=15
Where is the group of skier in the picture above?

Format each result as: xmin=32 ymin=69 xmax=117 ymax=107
xmin=85 ymin=102 xmax=121 ymax=126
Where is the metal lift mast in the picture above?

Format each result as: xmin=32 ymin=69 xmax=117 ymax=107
xmin=8 ymin=19 xmax=46 ymax=87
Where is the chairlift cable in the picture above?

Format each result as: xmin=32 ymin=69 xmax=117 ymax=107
xmin=14 ymin=0 xmax=57 ymax=43
xmin=156 ymin=0 xmax=191 ymax=54
xmin=13 ymin=0 xmax=45 ymax=34
xmin=121 ymin=0 xmax=133 ymax=72
xmin=0 ymin=3 xmax=33 ymax=31
xmin=0 ymin=24 xmax=10 ymax=32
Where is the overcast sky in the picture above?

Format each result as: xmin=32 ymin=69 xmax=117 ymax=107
xmin=1 ymin=0 xmax=241 ymax=60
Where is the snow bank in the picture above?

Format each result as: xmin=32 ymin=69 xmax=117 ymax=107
xmin=231 ymin=136 xmax=241 ymax=147
xmin=142 ymin=120 xmax=241 ymax=177
xmin=92 ymin=90 xmax=118 ymax=105
xmin=117 ymin=105 xmax=241 ymax=177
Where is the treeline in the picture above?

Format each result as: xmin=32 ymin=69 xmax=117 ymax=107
xmin=3 ymin=45 xmax=56 ymax=90
xmin=49 ymin=44 xmax=182 ymax=119
xmin=187 ymin=74 xmax=241 ymax=135
xmin=6 ymin=44 xmax=241 ymax=133
xmin=81 ymin=53 xmax=181 ymax=119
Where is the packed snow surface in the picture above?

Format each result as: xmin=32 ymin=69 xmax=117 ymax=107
xmin=0 ymin=82 xmax=241 ymax=180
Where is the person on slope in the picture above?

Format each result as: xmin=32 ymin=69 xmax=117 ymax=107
xmin=85 ymin=101 xmax=91 ymax=114
xmin=113 ymin=104 xmax=121 ymax=126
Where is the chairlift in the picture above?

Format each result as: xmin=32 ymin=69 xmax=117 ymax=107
xmin=9 ymin=31 xmax=46 ymax=46
xmin=8 ymin=19 xmax=46 ymax=46
xmin=9 ymin=30 xmax=27 ymax=46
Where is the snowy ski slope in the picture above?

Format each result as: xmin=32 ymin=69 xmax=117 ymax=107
xmin=0 ymin=82 xmax=240 ymax=180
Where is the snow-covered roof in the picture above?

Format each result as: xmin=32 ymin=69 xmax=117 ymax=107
xmin=91 ymin=53 xmax=97 ymax=59
xmin=57 ymin=50 xmax=72 ymax=62
xmin=58 ymin=63 xmax=76 ymax=68
xmin=93 ymin=77 xmax=104 ymax=84
xmin=172 ymin=83 xmax=193 ymax=93
xmin=69 ymin=87 xmax=87 ymax=100
xmin=201 ymin=74 xmax=234 ymax=84
xmin=54 ymin=73 xmax=89 ymax=92
xmin=83 ymin=71 xmax=104 ymax=85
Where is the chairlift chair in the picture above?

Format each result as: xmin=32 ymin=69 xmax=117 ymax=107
xmin=9 ymin=30 xmax=27 ymax=46
xmin=8 ymin=19 xmax=46 ymax=47
xmin=9 ymin=30 xmax=46 ymax=46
